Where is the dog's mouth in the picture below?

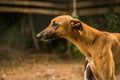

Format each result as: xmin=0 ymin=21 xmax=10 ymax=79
xmin=36 ymin=32 xmax=58 ymax=41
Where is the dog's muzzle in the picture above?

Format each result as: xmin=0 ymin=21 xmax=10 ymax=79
xmin=36 ymin=32 xmax=43 ymax=40
xmin=36 ymin=31 xmax=58 ymax=41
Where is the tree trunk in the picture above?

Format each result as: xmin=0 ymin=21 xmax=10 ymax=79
xmin=28 ymin=14 xmax=40 ymax=51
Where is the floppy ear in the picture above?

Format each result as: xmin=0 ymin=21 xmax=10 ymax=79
xmin=69 ymin=19 xmax=83 ymax=31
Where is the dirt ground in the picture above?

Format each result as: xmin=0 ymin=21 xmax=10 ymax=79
xmin=3 ymin=61 xmax=84 ymax=80
xmin=0 ymin=49 xmax=85 ymax=80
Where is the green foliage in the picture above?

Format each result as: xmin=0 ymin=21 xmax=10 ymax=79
xmin=71 ymin=44 xmax=84 ymax=58
xmin=105 ymin=11 xmax=120 ymax=32
xmin=81 ymin=12 xmax=120 ymax=32
xmin=39 ymin=39 xmax=67 ymax=53
xmin=0 ymin=25 xmax=32 ymax=50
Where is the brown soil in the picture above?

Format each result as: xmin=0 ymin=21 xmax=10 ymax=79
xmin=0 ymin=51 xmax=85 ymax=80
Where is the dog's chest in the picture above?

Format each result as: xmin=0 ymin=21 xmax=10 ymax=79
xmin=87 ymin=58 xmax=96 ymax=71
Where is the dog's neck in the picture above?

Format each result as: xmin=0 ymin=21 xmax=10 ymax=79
xmin=67 ymin=22 xmax=100 ymax=57
xmin=81 ymin=22 xmax=100 ymax=45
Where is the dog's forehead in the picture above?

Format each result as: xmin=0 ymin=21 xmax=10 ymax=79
xmin=52 ymin=15 xmax=73 ymax=22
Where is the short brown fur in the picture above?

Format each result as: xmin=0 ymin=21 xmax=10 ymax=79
xmin=36 ymin=15 xmax=120 ymax=80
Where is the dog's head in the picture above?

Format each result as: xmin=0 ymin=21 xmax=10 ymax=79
xmin=36 ymin=15 xmax=83 ymax=41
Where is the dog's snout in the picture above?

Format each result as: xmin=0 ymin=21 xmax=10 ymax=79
xmin=36 ymin=31 xmax=50 ymax=40
xmin=36 ymin=32 xmax=43 ymax=39
xmin=36 ymin=30 xmax=58 ymax=41
xmin=36 ymin=33 xmax=40 ymax=38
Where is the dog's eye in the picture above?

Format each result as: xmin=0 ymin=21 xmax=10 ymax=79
xmin=52 ymin=21 xmax=59 ymax=27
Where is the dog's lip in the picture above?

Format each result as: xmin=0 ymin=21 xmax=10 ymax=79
xmin=40 ymin=38 xmax=49 ymax=41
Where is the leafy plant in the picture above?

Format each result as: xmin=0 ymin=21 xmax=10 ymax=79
xmin=105 ymin=11 xmax=120 ymax=32
xmin=71 ymin=44 xmax=84 ymax=58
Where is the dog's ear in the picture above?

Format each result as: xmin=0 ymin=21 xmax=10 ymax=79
xmin=70 ymin=19 xmax=83 ymax=31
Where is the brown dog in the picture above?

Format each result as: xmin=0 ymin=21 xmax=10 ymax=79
xmin=36 ymin=15 xmax=120 ymax=80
